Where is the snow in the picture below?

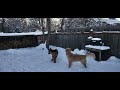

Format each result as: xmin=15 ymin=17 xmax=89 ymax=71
xmin=88 ymin=36 xmax=93 ymax=39
xmin=85 ymin=45 xmax=110 ymax=50
xmin=94 ymin=18 xmax=120 ymax=25
xmin=101 ymin=18 xmax=120 ymax=24
xmin=0 ymin=31 xmax=48 ymax=36
xmin=107 ymin=56 xmax=120 ymax=64
xmin=0 ymin=44 xmax=120 ymax=72
xmin=73 ymin=48 xmax=88 ymax=55
xmin=90 ymin=29 xmax=93 ymax=31
xmin=91 ymin=38 xmax=101 ymax=41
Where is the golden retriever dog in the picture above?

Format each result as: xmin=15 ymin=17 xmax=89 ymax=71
xmin=65 ymin=48 xmax=87 ymax=68
xmin=48 ymin=48 xmax=58 ymax=63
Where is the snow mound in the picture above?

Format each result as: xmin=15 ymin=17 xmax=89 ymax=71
xmin=49 ymin=45 xmax=59 ymax=50
xmin=88 ymin=36 xmax=93 ymax=39
xmin=73 ymin=48 xmax=80 ymax=54
xmin=73 ymin=49 xmax=87 ymax=55
xmin=101 ymin=18 xmax=120 ymax=24
xmin=107 ymin=56 xmax=120 ymax=63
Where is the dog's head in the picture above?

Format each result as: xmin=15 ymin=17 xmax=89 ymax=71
xmin=65 ymin=48 xmax=71 ymax=52
xmin=48 ymin=48 xmax=52 ymax=54
xmin=65 ymin=48 xmax=72 ymax=55
xmin=48 ymin=48 xmax=58 ymax=54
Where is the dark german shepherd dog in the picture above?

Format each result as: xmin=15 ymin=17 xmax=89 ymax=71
xmin=48 ymin=48 xmax=58 ymax=63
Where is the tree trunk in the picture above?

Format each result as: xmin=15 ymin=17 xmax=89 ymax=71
xmin=60 ymin=18 xmax=65 ymax=31
xmin=41 ymin=18 xmax=45 ymax=43
xmin=1 ymin=18 xmax=5 ymax=32
xmin=46 ymin=18 xmax=51 ymax=49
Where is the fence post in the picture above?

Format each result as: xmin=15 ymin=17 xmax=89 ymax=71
xmin=90 ymin=29 xmax=93 ymax=36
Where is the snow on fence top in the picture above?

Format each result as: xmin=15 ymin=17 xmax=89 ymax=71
xmin=85 ymin=45 xmax=110 ymax=50
xmin=0 ymin=31 xmax=48 ymax=36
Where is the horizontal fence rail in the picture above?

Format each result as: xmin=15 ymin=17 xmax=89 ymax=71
xmin=46 ymin=31 xmax=120 ymax=58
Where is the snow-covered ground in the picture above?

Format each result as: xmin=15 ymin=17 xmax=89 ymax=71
xmin=0 ymin=44 xmax=120 ymax=72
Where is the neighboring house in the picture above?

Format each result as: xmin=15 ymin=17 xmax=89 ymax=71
xmin=58 ymin=18 xmax=120 ymax=32
xmin=102 ymin=18 xmax=120 ymax=25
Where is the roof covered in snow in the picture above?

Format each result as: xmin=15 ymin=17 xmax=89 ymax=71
xmin=101 ymin=18 xmax=120 ymax=24
xmin=0 ymin=31 xmax=48 ymax=36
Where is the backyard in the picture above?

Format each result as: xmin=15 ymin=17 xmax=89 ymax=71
xmin=0 ymin=18 xmax=120 ymax=72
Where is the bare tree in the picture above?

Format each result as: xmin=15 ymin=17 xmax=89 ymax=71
xmin=41 ymin=18 xmax=45 ymax=43
xmin=38 ymin=18 xmax=45 ymax=43
xmin=1 ymin=18 xmax=5 ymax=32
xmin=60 ymin=18 xmax=65 ymax=30
xmin=46 ymin=18 xmax=51 ymax=49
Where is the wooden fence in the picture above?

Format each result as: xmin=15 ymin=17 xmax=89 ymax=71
xmin=0 ymin=31 xmax=120 ymax=59
xmin=45 ymin=31 xmax=120 ymax=58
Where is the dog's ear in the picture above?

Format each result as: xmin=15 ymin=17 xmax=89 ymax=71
xmin=66 ymin=48 xmax=70 ymax=52
xmin=55 ymin=49 xmax=57 ymax=51
xmin=66 ymin=48 xmax=69 ymax=50
xmin=48 ymin=48 xmax=50 ymax=50
xmin=65 ymin=48 xmax=68 ymax=51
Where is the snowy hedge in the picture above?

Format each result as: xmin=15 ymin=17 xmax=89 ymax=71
xmin=0 ymin=35 xmax=38 ymax=50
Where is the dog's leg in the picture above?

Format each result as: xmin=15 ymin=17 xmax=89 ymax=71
xmin=81 ymin=59 xmax=87 ymax=68
xmin=54 ymin=60 xmax=56 ymax=63
xmin=54 ymin=54 xmax=58 ymax=63
xmin=51 ymin=55 xmax=54 ymax=61
xmin=68 ymin=61 xmax=72 ymax=68
xmin=54 ymin=57 xmax=57 ymax=63
xmin=53 ymin=56 xmax=57 ymax=63
xmin=84 ymin=62 xmax=87 ymax=68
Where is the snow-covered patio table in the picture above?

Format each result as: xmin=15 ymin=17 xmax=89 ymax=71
xmin=85 ymin=45 xmax=110 ymax=61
